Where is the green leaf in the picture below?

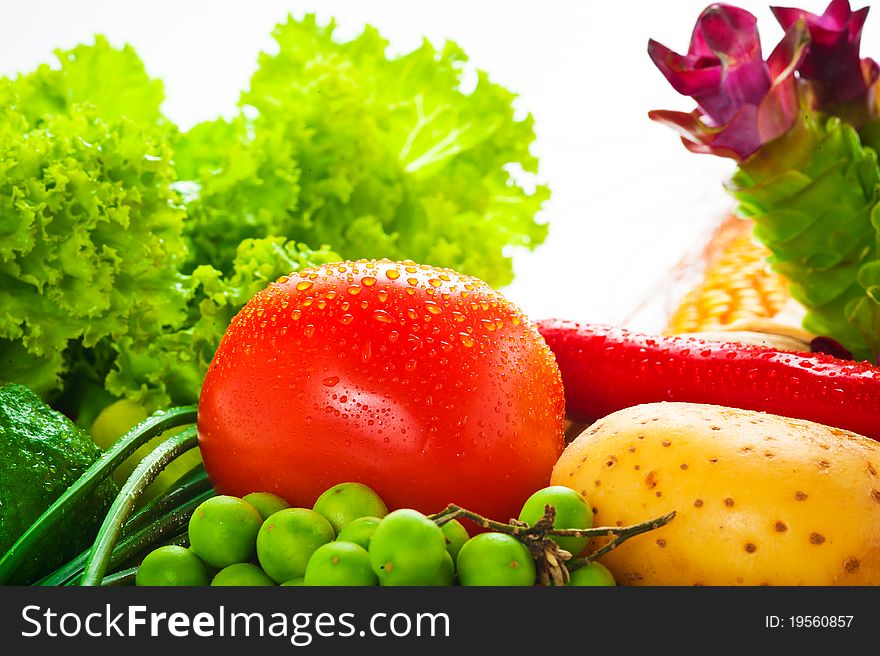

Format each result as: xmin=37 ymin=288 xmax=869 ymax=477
xmin=732 ymin=115 xmax=880 ymax=361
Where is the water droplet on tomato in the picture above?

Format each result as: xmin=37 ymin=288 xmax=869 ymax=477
xmin=459 ymin=333 xmax=475 ymax=348
xmin=405 ymin=359 xmax=418 ymax=372
xmin=361 ymin=340 xmax=372 ymax=363
xmin=386 ymin=269 xmax=400 ymax=280
xmin=425 ymin=301 xmax=441 ymax=315
xmin=373 ymin=310 xmax=394 ymax=323
xmin=296 ymin=281 xmax=314 ymax=292
xmin=304 ymin=324 xmax=316 ymax=338
xmin=362 ymin=276 xmax=377 ymax=287
xmin=323 ymin=376 xmax=340 ymax=387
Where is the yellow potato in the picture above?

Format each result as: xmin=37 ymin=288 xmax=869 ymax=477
xmin=552 ymin=402 xmax=880 ymax=585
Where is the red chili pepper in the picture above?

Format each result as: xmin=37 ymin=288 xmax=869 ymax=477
xmin=538 ymin=320 xmax=880 ymax=441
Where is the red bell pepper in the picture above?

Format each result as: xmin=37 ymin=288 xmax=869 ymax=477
xmin=538 ymin=320 xmax=880 ymax=441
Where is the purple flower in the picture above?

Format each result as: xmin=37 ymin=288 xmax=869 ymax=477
xmin=648 ymin=4 xmax=808 ymax=160
xmin=772 ymin=0 xmax=878 ymax=124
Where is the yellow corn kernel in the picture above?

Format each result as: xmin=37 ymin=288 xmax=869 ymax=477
xmin=665 ymin=222 xmax=790 ymax=335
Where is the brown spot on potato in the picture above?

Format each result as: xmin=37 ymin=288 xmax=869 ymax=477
xmin=740 ymin=446 xmax=753 ymax=453
xmin=616 ymin=520 xmax=623 ymax=527
xmin=744 ymin=543 xmax=757 ymax=553
xmin=871 ymin=489 xmax=880 ymax=504
xmin=634 ymin=465 xmax=640 ymax=471
xmin=605 ymin=456 xmax=617 ymax=468
xmin=645 ymin=471 xmax=658 ymax=489
xmin=694 ymin=499 xmax=704 ymax=508
xmin=637 ymin=434 xmax=645 ymax=440
xmin=868 ymin=463 xmax=877 ymax=477
xmin=810 ymin=532 xmax=826 ymax=545
xmin=795 ymin=491 xmax=808 ymax=501
xmin=710 ymin=426 xmax=721 ymax=431
xmin=817 ymin=460 xmax=830 ymax=469
xmin=774 ymin=521 xmax=787 ymax=533
xmin=709 ymin=458 xmax=719 ymax=464
xmin=655 ymin=491 xmax=662 ymax=497
xmin=627 ymin=446 xmax=636 ymax=453
xmin=844 ymin=558 xmax=860 ymax=573
xmin=724 ymin=498 xmax=735 ymax=507
xmin=656 ymin=539 xmax=666 ymax=548
xmin=764 ymin=452 xmax=775 ymax=459
xmin=680 ymin=463 xmax=689 ymax=470
xmin=661 ymin=440 xmax=671 ymax=447
xmin=594 ymin=480 xmax=601 ymax=487
xmin=581 ymin=456 xmax=588 ymax=463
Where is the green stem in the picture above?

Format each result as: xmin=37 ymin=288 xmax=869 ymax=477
xmin=123 ymin=464 xmax=210 ymax=537
xmin=39 ymin=488 xmax=212 ymax=586
xmin=99 ymin=567 xmax=139 ymax=587
xmin=80 ymin=426 xmax=199 ymax=586
xmin=0 ymin=405 xmax=197 ymax=584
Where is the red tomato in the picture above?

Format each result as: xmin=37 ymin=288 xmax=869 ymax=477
xmin=198 ymin=260 xmax=565 ymax=522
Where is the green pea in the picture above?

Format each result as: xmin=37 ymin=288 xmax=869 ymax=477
xmin=440 ymin=519 xmax=469 ymax=565
xmin=335 ymin=516 xmax=382 ymax=550
xmin=256 ymin=508 xmax=335 ymax=583
xmin=313 ymin=482 xmax=388 ymax=533
xmin=243 ymin=492 xmax=291 ymax=520
xmin=456 ymin=533 xmax=536 ymax=586
xmin=518 ymin=486 xmax=593 ymax=556
xmin=368 ymin=509 xmax=446 ymax=586
xmin=211 ymin=563 xmax=275 ymax=586
xmin=135 ymin=546 xmax=210 ymax=586
xmin=304 ymin=542 xmax=377 ymax=586
xmin=428 ymin=551 xmax=455 ymax=586
xmin=568 ymin=561 xmax=617 ymax=586
xmin=188 ymin=495 xmax=263 ymax=568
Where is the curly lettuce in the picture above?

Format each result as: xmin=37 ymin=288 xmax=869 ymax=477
xmin=0 ymin=39 xmax=338 ymax=420
xmin=177 ymin=15 xmax=549 ymax=288
xmin=1 ymin=19 xmax=549 ymax=419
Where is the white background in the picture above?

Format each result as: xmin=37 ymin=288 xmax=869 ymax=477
xmin=0 ymin=0 xmax=855 ymax=330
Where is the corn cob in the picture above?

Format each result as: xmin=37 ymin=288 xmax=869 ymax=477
xmin=665 ymin=217 xmax=791 ymax=335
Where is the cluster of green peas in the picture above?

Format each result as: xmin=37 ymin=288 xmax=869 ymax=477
xmin=135 ymin=482 xmax=616 ymax=586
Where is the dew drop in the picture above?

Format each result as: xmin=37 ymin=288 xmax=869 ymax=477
xmin=296 ymin=281 xmax=314 ymax=292
xmin=322 ymin=376 xmax=340 ymax=387
xmin=373 ymin=310 xmax=394 ymax=323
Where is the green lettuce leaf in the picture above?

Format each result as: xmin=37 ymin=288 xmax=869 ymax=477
xmin=177 ymin=14 xmax=549 ymax=288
